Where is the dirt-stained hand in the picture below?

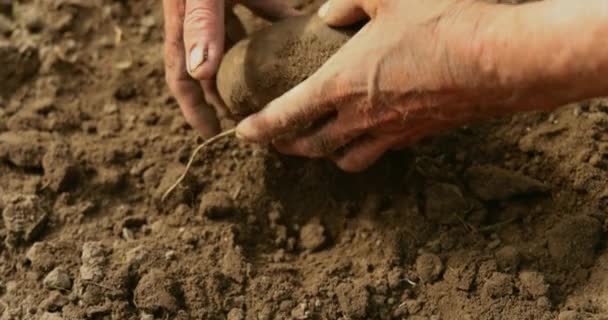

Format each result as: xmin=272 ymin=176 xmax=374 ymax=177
xmin=163 ymin=0 xmax=298 ymax=138
xmin=236 ymin=0 xmax=507 ymax=171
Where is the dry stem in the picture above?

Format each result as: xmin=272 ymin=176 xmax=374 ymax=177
xmin=161 ymin=128 xmax=237 ymax=202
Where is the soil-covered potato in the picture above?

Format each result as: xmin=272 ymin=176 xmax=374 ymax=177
xmin=217 ymin=14 xmax=356 ymax=117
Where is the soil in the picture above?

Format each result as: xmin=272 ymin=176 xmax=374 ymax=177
xmin=1 ymin=1 xmax=608 ymax=320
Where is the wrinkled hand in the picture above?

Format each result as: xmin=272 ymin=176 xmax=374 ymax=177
xmin=163 ymin=0 xmax=298 ymax=137
xmin=237 ymin=0 xmax=508 ymax=171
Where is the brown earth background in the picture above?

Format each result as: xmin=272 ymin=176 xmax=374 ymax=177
xmin=2 ymin=0 xmax=608 ymax=319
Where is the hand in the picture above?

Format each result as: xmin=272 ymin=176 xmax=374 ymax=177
xmin=163 ymin=0 xmax=298 ymax=137
xmin=236 ymin=0 xmax=514 ymax=171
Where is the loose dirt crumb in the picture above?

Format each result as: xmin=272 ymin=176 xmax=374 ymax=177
xmin=2 ymin=194 xmax=48 ymax=246
xmin=299 ymin=217 xmax=326 ymax=251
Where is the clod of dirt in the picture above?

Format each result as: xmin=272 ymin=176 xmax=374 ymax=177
xmin=42 ymin=142 xmax=80 ymax=192
xmin=547 ymin=215 xmax=601 ymax=268
xmin=134 ymin=269 xmax=181 ymax=315
xmin=518 ymin=271 xmax=548 ymax=299
xmin=199 ymin=191 xmax=237 ymax=219
xmin=494 ymin=245 xmax=521 ymax=273
xmin=79 ymin=242 xmax=109 ymax=282
xmin=92 ymin=167 xmax=126 ymax=193
xmin=43 ymin=267 xmax=72 ymax=291
xmin=0 ymin=41 xmax=39 ymax=97
xmin=465 ymin=165 xmax=548 ymax=201
xmin=415 ymin=253 xmax=444 ymax=283
xmin=481 ymin=272 xmax=514 ymax=299
xmin=2 ymin=194 xmax=48 ymax=246
xmin=217 ymin=14 xmax=355 ymax=116
xmin=335 ymin=281 xmax=369 ymax=319
xmin=0 ymin=131 xmax=49 ymax=168
xmin=424 ymin=183 xmax=469 ymax=225
xmin=299 ymin=217 xmax=326 ymax=251
xmin=444 ymin=254 xmax=478 ymax=291
xmin=557 ymin=310 xmax=584 ymax=320
xmin=26 ymin=241 xmax=77 ymax=272
xmin=227 ymin=308 xmax=245 ymax=320
xmin=40 ymin=291 xmax=69 ymax=312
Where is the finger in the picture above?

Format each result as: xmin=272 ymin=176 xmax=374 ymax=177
xmin=318 ymin=0 xmax=368 ymax=27
xmin=184 ymin=0 xmax=225 ymax=80
xmin=274 ymin=114 xmax=364 ymax=158
xmin=331 ymin=136 xmax=395 ymax=172
xmin=201 ymin=80 xmax=231 ymax=119
xmin=236 ymin=73 xmax=335 ymax=143
xmin=172 ymin=80 xmax=221 ymax=137
xmin=163 ymin=0 xmax=220 ymax=138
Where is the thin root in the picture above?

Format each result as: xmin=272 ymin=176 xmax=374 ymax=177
xmin=162 ymin=129 xmax=237 ymax=202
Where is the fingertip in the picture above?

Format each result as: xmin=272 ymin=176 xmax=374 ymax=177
xmin=317 ymin=0 xmax=367 ymax=27
xmin=188 ymin=44 xmax=223 ymax=80
xmin=235 ymin=116 xmax=260 ymax=142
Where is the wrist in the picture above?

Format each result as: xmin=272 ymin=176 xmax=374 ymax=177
xmin=473 ymin=0 xmax=608 ymax=113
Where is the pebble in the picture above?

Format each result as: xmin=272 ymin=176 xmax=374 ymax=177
xmin=43 ymin=267 xmax=72 ymax=291
xmin=415 ymin=253 xmax=444 ymax=283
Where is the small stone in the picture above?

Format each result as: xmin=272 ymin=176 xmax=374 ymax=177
xmin=227 ymin=308 xmax=245 ymax=320
xmin=547 ymin=216 xmax=601 ymax=268
xmin=199 ymin=191 xmax=236 ymax=219
xmin=299 ymin=217 xmax=326 ymax=251
xmin=481 ymin=272 xmax=514 ymax=299
xmin=2 ymin=194 xmax=48 ymax=246
xmin=415 ymin=253 xmax=444 ymax=283
xmin=557 ymin=310 xmax=583 ymax=320
xmin=43 ymin=267 xmax=72 ymax=291
xmin=518 ymin=271 xmax=548 ymax=298
xmin=495 ymin=245 xmax=520 ymax=273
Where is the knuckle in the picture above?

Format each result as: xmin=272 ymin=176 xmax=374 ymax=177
xmin=184 ymin=4 xmax=217 ymax=27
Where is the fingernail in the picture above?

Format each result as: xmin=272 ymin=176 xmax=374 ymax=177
xmin=318 ymin=1 xmax=330 ymax=18
xmin=189 ymin=45 xmax=205 ymax=73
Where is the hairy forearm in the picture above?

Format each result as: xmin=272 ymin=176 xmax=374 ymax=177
xmin=477 ymin=0 xmax=608 ymax=112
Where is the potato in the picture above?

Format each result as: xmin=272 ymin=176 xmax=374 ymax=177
xmin=217 ymin=14 xmax=356 ymax=117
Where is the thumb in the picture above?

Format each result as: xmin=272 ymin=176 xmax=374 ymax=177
xmin=184 ymin=0 xmax=225 ymax=80
xmin=317 ymin=0 xmax=368 ymax=27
